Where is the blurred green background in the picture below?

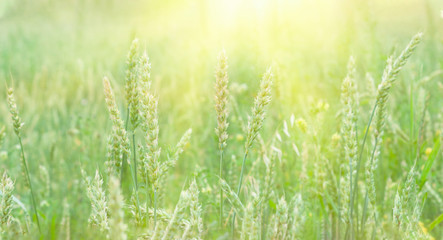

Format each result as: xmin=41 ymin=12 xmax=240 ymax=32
xmin=0 ymin=0 xmax=443 ymax=238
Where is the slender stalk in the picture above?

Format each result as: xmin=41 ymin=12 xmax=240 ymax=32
xmin=182 ymin=224 xmax=191 ymax=239
xmin=232 ymin=150 xmax=248 ymax=237
xmin=236 ymin=151 xmax=248 ymax=199
xmin=18 ymin=137 xmax=41 ymax=233
xmin=337 ymin=166 xmax=342 ymax=240
xmin=146 ymin=175 xmax=151 ymax=226
xmin=120 ymin=153 xmax=126 ymax=189
xmin=371 ymin=215 xmax=377 ymax=240
xmin=121 ymin=105 xmax=130 ymax=184
xmin=132 ymin=133 xmax=138 ymax=189
xmin=361 ymin=191 xmax=369 ymax=237
xmin=409 ymin=86 xmax=414 ymax=164
xmin=350 ymin=101 xmax=378 ymax=228
xmin=219 ymin=150 xmax=224 ymax=228
xmin=360 ymin=138 xmax=378 ymax=230
xmin=354 ymin=118 xmax=360 ymax=238
xmin=6 ymin=87 xmax=41 ymax=233
xmin=349 ymin=154 xmax=354 ymax=240
xmin=154 ymin=188 xmax=158 ymax=227
xmin=131 ymin=132 xmax=144 ymax=224
xmin=127 ymin=148 xmax=142 ymax=223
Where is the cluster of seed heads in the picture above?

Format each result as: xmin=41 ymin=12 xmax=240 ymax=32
xmin=103 ymin=77 xmax=131 ymax=176
xmin=101 ymin=39 xmax=196 ymax=239
xmin=365 ymin=32 xmax=423 ymax=228
xmin=1 ymin=32 xmax=428 ymax=239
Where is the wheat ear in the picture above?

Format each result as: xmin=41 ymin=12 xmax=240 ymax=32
xmin=6 ymin=87 xmax=41 ymax=233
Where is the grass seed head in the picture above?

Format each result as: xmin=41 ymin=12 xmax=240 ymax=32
xmin=161 ymin=188 xmax=190 ymax=240
xmin=103 ymin=77 xmax=131 ymax=175
xmin=85 ymin=170 xmax=109 ymax=232
xmin=188 ymin=179 xmax=203 ymax=238
xmin=6 ymin=88 xmax=24 ymax=137
xmin=245 ymin=67 xmax=273 ymax=151
xmin=126 ymin=38 xmax=141 ymax=131
xmin=172 ymin=128 xmax=192 ymax=164
xmin=0 ymin=172 xmax=14 ymax=229
xmin=215 ymin=50 xmax=230 ymax=152
xmin=138 ymin=51 xmax=152 ymax=93
xmin=140 ymin=93 xmax=161 ymax=190
xmin=220 ymin=179 xmax=244 ymax=215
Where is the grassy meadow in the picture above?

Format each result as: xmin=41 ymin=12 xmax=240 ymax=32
xmin=1 ymin=0 xmax=443 ymax=239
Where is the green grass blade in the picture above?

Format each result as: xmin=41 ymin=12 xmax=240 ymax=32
xmin=429 ymin=212 xmax=443 ymax=231
xmin=419 ymin=137 xmax=440 ymax=190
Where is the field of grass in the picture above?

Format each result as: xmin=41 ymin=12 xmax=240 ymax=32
xmin=1 ymin=0 xmax=443 ymax=239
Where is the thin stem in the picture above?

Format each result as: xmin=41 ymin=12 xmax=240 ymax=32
xmin=350 ymin=100 xmax=378 ymax=234
xmin=146 ymin=175 xmax=150 ymax=226
xmin=344 ymin=225 xmax=349 ymax=240
xmin=349 ymin=154 xmax=354 ymax=240
xmin=154 ymin=188 xmax=158 ymax=227
xmin=337 ymin=166 xmax=342 ymax=240
xmin=361 ymin=137 xmax=379 ymax=233
xmin=236 ymin=151 xmax=248 ymax=201
xmin=130 ymin=131 xmax=144 ymax=225
xmin=181 ymin=223 xmax=191 ymax=239
xmin=219 ymin=150 xmax=224 ymax=229
xmin=132 ymin=133 xmax=138 ymax=189
xmin=354 ymin=117 xmax=359 ymax=237
xmin=121 ymin=153 xmax=127 ymax=191
xmin=147 ymin=176 xmax=152 ymax=207
xmin=409 ymin=86 xmax=414 ymax=165
xmin=121 ymin=106 xmax=130 ymax=183
xmin=125 ymin=106 xmax=130 ymax=130
xmin=261 ymin=202 xmax=269 ymax=239
xmin=128 ymin=151 xmax=142 ymax=224
xmin=370 ymin=214 xmax=377 ymax=240
xmin=18 ymin=137 xmax=41 ymax=233
xmin=361 ymin=191 xmax=369 ymax=235
xmin=124 ymin=105 xmax=143 ymax=224
xmin=232 ymin=150 xmax=249 ymax=238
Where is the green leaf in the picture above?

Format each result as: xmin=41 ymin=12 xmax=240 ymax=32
xmin=268 ymin=199 xmax=276 ymax=210
xmin=429 ymin=212 xmax=443 ymax=231
xmin=419 ymin=137 xmax=440 ymax=190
